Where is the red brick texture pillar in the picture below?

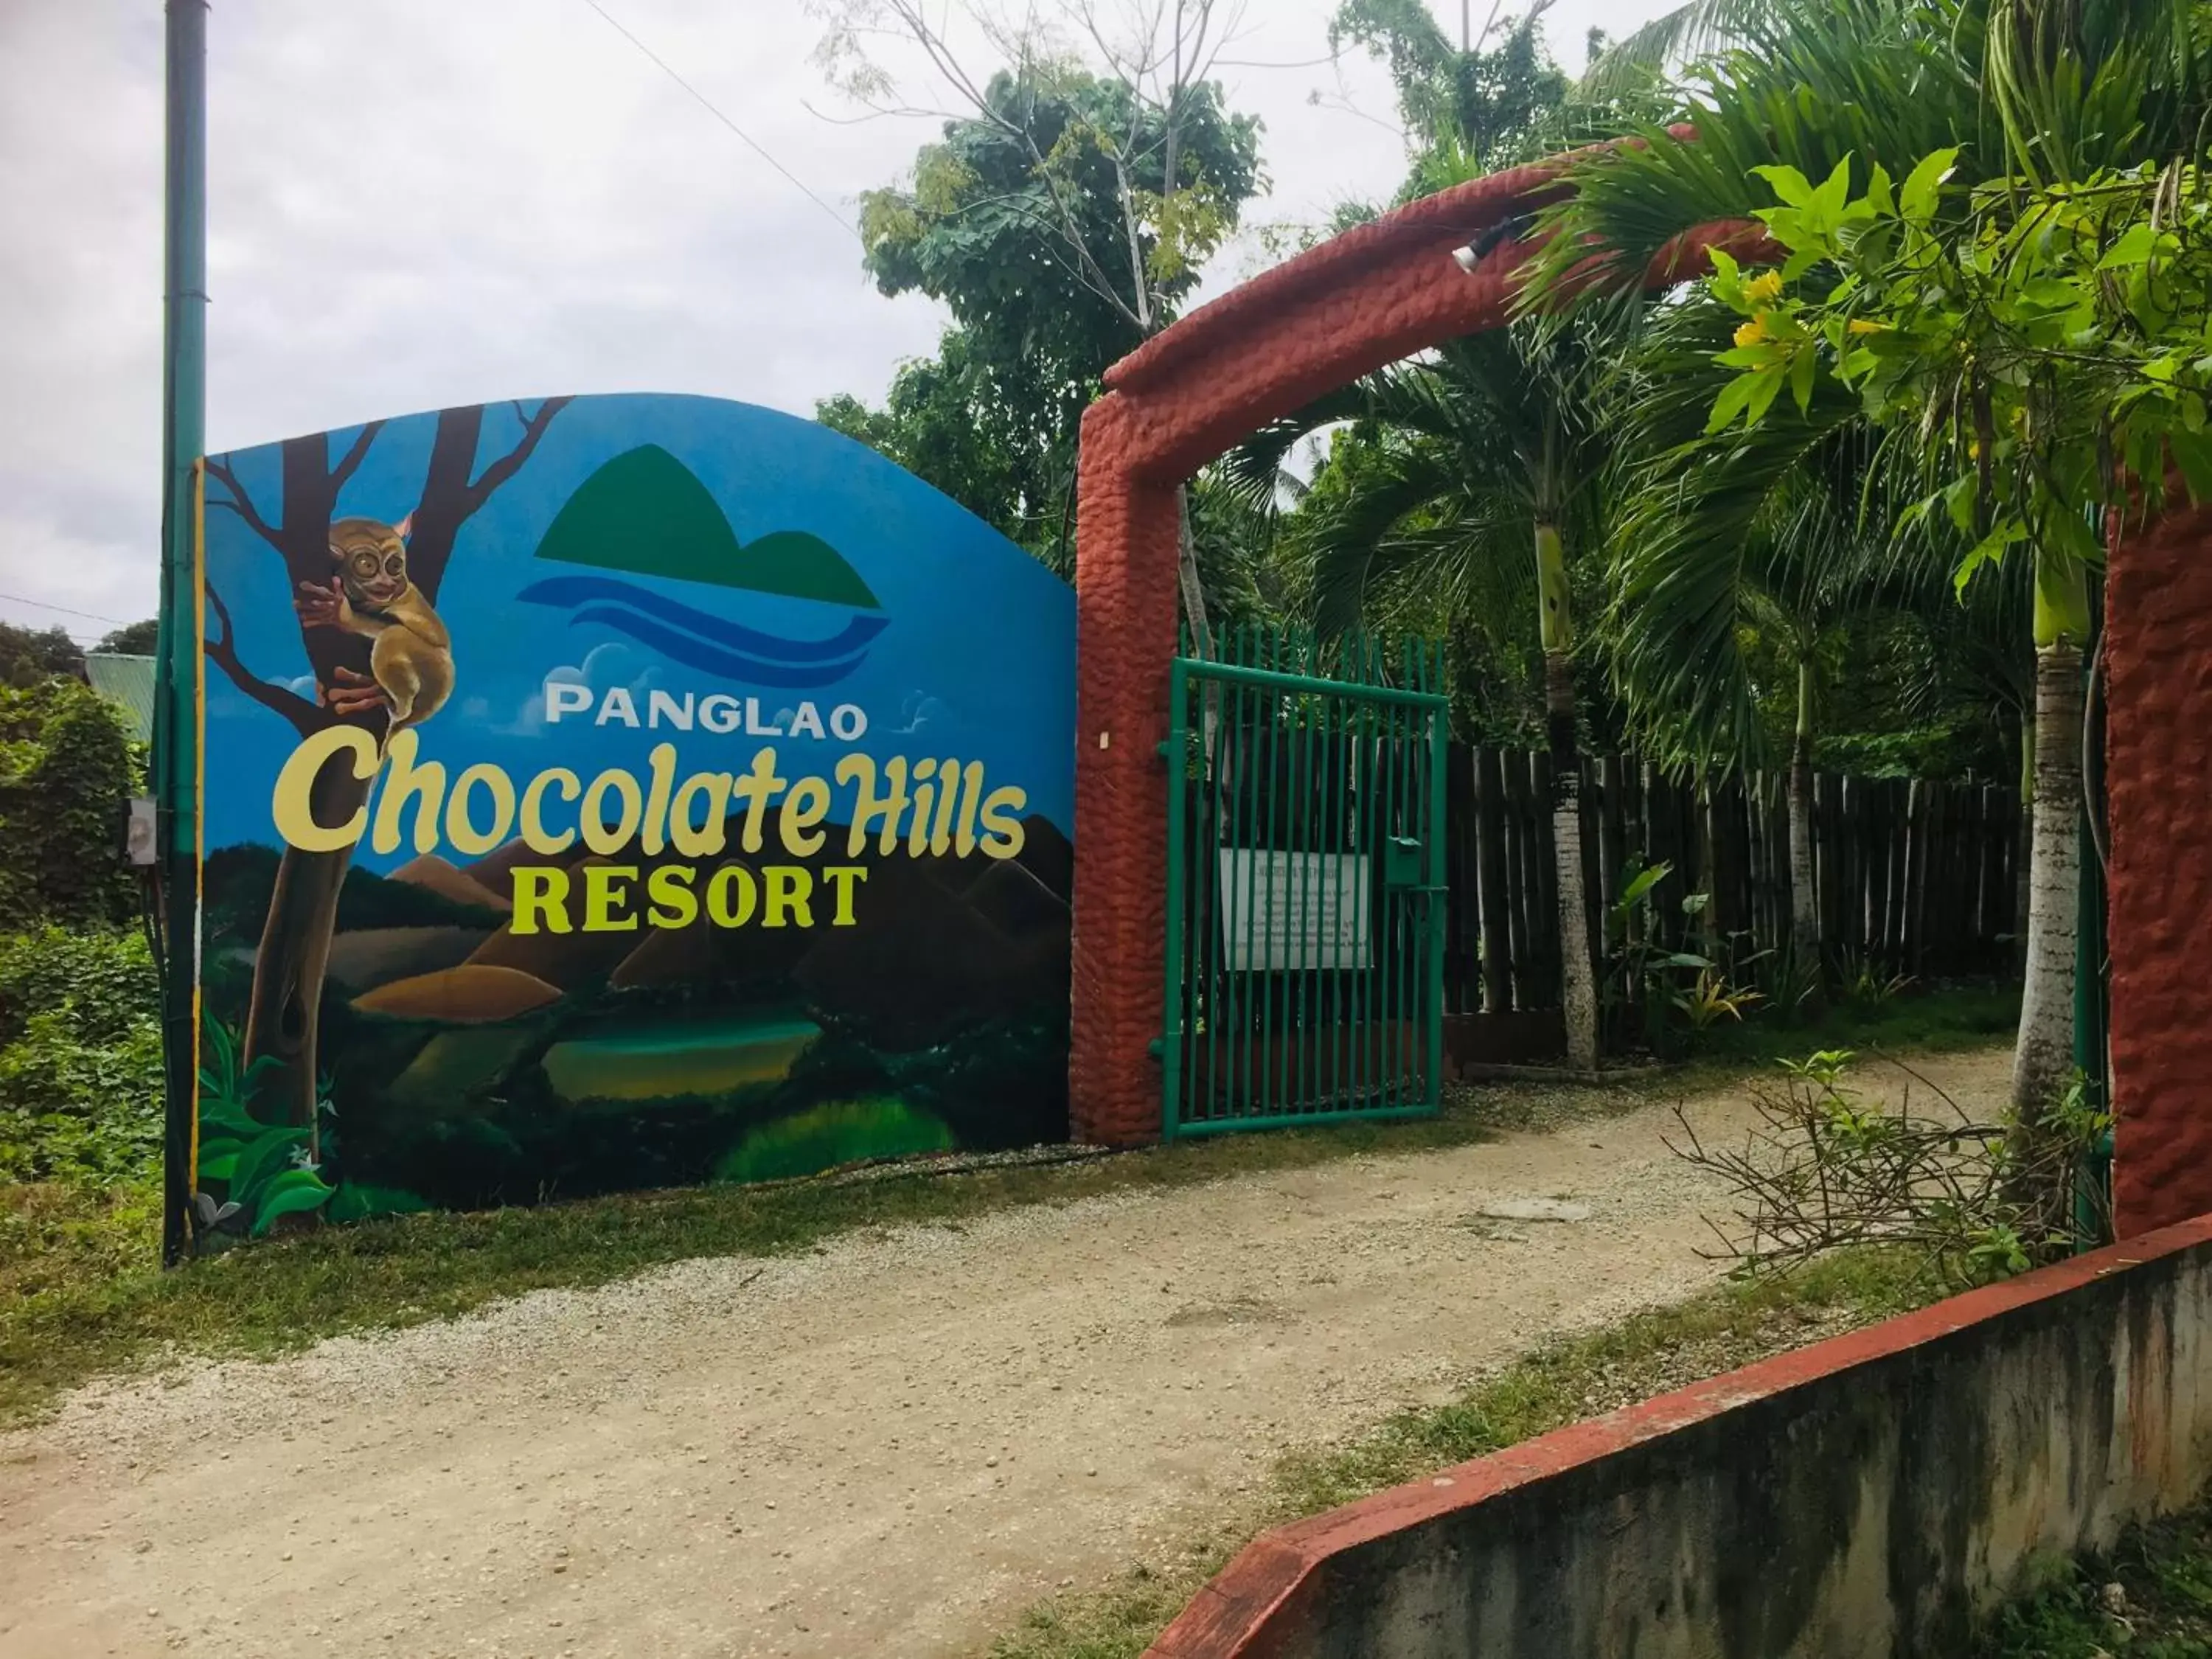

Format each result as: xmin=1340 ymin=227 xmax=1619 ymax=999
xmin=1071 ymin=402 xmax=1182 ymax=1146
xmin=2107 ymin=501 xmax=2212 ymax=1235
xmin=1063 ymin=140 xmax=1765 ymax=1147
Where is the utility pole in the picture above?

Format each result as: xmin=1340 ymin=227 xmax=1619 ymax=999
xmin=156 ymin=0 xmax=208 ymax=1267
xmin=1462 ymin=0 xmax=1471 ymax=51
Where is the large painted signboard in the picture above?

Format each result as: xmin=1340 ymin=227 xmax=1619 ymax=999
xmin=185 ymin=394 xmax=1072 ymax=1240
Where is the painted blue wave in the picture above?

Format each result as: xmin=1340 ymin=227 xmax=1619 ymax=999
xmin=516 ymin=575 xmax=888 ymax=661
xmin=516 ymin=575 xmax=888 ymax=689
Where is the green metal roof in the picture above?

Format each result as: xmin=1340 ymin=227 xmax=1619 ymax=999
xmin=84 ymin=653 xmax=155 ymax=743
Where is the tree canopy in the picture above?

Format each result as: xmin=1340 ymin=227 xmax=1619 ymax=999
xmin=94 ymin=620 xmax=159 ymax=656
xmin=0 ymin=622 xmax=83 ymax=689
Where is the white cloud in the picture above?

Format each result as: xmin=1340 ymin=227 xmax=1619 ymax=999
xmin=505 ymin=639 xmax=659 ymax=733
xmin=891 ymin=691 xmax=947 ymax=734
xmin=0 ymin=0 xmax=1675 ymax=642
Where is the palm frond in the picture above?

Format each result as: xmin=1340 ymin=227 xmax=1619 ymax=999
xmin=1576 ymin=0 xmax=1770 ymax=101
xmin=1218 ymin=386 xmax=1369 ymax=517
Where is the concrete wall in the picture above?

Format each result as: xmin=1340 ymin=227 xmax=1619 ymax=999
xmin=1148 ymin=1217 xmax=2212 ymax=1659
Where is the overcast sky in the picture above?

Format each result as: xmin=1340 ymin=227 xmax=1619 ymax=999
xmin=0 ymin=0 xmax=1672 ymax=644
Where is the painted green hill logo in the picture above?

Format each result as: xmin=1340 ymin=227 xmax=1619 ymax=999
xmin=516 ymin=445 xmax=888 ymax=688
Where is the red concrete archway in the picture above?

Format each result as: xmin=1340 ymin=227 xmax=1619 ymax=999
xmin=1062 ymin=142 xmax=2212 ymax=1239
xmin=1067 ymin=149 xmax=1767 ymax=1149
xmin=1068 ymin=147 xmax=2212 ymax=1240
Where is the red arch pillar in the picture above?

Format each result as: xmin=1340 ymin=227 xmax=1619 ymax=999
xmin=2107 ymin=503 xmax=2212 ymax=1234
xmin=1067 ymin=147 xmax=1761 ymax=1146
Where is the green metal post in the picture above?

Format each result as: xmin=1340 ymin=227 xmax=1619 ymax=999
xmin=1162 ymin=659 xmax=1190 ymax=1137
xmin=157 ymin=0 xmax=209 ymax=1268
xmin=1426 ymin=673 xmax=1447 ymax=1107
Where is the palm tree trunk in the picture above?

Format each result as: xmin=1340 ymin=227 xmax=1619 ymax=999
xmin=2013 ymin=547 xmax=2090 ymax=1116
xmin=1535 ymin=520 xmax=1597 ymax=1071
xmin=2014 ymin=640 xmax=2084 ymax=1113
xmin=1788 ymin=658 xmax=1821 ymax=1001
xmin=2014 ymin=711 xmax=2034 ymax=975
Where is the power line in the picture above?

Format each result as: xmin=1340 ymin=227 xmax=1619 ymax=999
xmin=579 ymin=0 xmax=861 ymax=243
xmin=0 ymin=591 xmax=133 ymax=627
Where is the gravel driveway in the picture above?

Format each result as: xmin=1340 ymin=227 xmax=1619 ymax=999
xmin=0 ymin=1048 xmax=2008 ymax=1659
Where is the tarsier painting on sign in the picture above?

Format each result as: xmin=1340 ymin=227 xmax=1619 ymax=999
xmin=295 ymin=513 xmax=455 ymax=733
xmin=186 ymin=394 xmax=1075 ymax=1251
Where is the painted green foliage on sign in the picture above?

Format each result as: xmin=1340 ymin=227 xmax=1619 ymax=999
xmin=532 ymin=444 xmax=882 ymax=610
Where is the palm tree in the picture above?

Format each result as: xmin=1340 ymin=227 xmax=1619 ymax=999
xmin=1237 ymin=319 xmax=1616 ymax=1069
xmin=1607 ymin=383 xmax=2038 ymax=1000
xmin=1610 ymin=457 xmax=1871 ymax=995
xmin=1531 ymin=0 xmax=2208 ymax=1113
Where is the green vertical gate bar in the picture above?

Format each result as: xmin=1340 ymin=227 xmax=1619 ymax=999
xmin=1161 ymin=654 xmax=1191 ymax=1137
xmin=1427 ymin=649 xmax=1447 ymax=1102
xmin=1161 ymin=637 xmax=1447 ymax=1138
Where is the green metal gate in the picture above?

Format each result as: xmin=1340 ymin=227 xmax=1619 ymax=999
xmin=1161 ymin=630 xmax=1448 ymax=1136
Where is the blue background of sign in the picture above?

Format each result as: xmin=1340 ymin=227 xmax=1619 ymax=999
xmin=201 ymin=394 xmax=1073 ymax=872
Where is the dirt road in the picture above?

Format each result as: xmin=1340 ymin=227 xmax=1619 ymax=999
xmin=0 ymin=1050 xmax=2006 ymax=1659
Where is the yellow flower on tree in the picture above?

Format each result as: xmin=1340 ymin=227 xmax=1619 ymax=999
xmin=1743 ymin=271 xmax=1784 ymax=305
xmin=1733 ymin=315 xmax=1770 ymax=348
xmin=1846 ymin=318 xmax=1888 ymax=335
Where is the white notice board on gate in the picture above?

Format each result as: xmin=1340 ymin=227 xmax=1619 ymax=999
xmin=1217 ymin=849 xmax=1372 ymax=972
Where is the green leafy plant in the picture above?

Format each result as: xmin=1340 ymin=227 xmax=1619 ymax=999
xmin=1604 ymin=858 xmax=1714 ymax=1053
xmin=1699 ymin=150 xmax=2212 ymax=599
xmin=0 ymin=926 xmax=161 ymax=1186
xmin=1673 ymin=966 xmax=1766 ymax=1031
xmin=1756 ymin=943 xmax=1823 ymax=1019
xmin=0 ymin=680 xmax=139 ymax=931
xmin=1838 ymin=946 xmax=1916 ymax=1008
xmin=1669 ymin=1051 xmax=2112 ymax=1290
xmin=193 ymin=1013 xmax=333 ymax=1240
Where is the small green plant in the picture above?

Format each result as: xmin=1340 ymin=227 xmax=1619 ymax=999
xmin=1756 ymin=944 xmax=1823 ymax=1018
xmin=192 ymin=1013 xmax=333 ymax=1242
xmin=1674 ymin=967 xmax=1765 ymax=1030
xmin=1975 ymin=1502 xmax=2212 ymax=1656
xmin=1669 ymin=1052 xmax=2112 ymax=1290
xmin=1604 ymin=858 xmax=1714 ymax=1053
xmin=1838 ymin=947 xmax=1916 ymax=1009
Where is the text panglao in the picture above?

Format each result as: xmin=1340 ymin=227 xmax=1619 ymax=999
xmin=543 ymin=682 xmax=868 ymax=740
xmin=269 ymin=726 xmax=1032 ymax=866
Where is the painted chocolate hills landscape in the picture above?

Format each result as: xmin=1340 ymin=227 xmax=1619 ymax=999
xmin=197 ymin=813 xmax=1073 ymax=1208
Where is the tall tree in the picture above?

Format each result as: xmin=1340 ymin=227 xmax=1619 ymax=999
xmin=811 ymin=0 xmax=1265 ymax=618
xmin=1532 ymin=0 xmax=2211 ymax=1112
xmin=0 ymin=679 xmax=139 ymax=931
xmin=1237 ymin=320 xmax=1617 ymax=1068
xmin=1605 ymin=293 xmax=1921 ymax=998
xmin=0 ymin=621 xmax=83 ymax=687
xmin=94 ymin=619 xmax=161 ymax=656
xmin=1329 ymin=0 xmax=1568 ymax=173
xmin=201 ymin=400 xmax=567 ymax=1148
xmin=817 ymin=328 xmax=1065 ymax=563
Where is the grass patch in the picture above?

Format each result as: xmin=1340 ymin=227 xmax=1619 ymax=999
xmin=1978 ymin=1503 xmax=2212 ymax=1656
xmin=991 ymin=1249 xmax=1941 ymax=1659
xmin=1685 ymin=980 xmax=2021 ymax=1072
